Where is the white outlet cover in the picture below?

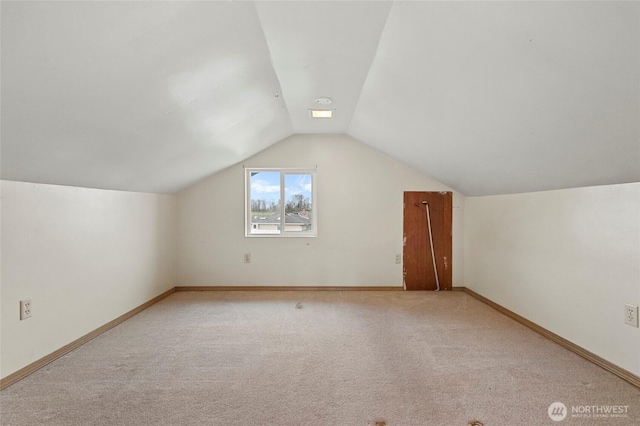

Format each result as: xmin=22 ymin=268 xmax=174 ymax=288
xmin=20 ymin=299 xmax=32 ymax=320
xmin=624 ymin=304 xmax=638 ymax=327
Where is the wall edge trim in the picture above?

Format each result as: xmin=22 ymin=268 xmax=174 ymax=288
xmin=462 ymin=287 xmax=640 ymax=389
xmin=0 ymin=287 xmax=176 ymax=391
xmin=175 ymin=286 xmax=404 ymax=292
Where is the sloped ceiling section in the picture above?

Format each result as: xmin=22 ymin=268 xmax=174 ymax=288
xmin=1 ymin=1 xmax=293 ymax=193
xmin=255 ymin=1 xmax=392 ymax=134
xmin=1 ymin=1 xmax=638 ymax=196
xmin=350 ymin=1 xmax=640 ymax=195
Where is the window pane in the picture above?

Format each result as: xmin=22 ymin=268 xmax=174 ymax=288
xmin=249 ymin=171 xmax=281 ymax=235
xmin=284 ymin=173 xmax=312 ymax=232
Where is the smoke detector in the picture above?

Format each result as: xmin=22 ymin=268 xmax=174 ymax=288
xmin=314 ymin=97 xmax=332 ymax=105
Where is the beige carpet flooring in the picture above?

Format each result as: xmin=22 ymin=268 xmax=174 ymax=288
xmin=1 ymin=291 xmax=639 ymax=425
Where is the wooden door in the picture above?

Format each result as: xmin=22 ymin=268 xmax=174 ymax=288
xmin=403 ymin=191 xmax=452 ymax=291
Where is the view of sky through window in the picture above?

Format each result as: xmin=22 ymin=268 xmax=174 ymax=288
xmin=248 ymin=169 xmax=315 ymax=236
xmin=250 ymin=172 xmax=312 ymax=205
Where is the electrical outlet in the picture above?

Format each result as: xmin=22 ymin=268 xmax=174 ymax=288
xmin=624 ymin=304 xmax=638 ymax=327
xmin=395 ymin=254 xmax=402 ymax=264
xmin=20 ymin=299 xmax=32 ymax=320
xmin=244 ymin=253 xmax=251 ymax=264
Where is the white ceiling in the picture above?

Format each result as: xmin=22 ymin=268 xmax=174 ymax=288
xmin=2 ymin=1 xmax=638 ymax=195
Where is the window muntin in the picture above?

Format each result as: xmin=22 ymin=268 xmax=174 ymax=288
xmin=246 ymin=169 xmax=316 ymax=237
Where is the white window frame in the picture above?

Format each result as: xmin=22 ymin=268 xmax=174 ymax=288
xmin=245 ymin=168 xmax=317 ymax=238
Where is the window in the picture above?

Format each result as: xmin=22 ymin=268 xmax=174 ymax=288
xmin=245 ymin=168 xmax=317 ymax=237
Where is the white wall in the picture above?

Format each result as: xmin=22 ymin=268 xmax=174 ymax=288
xmin=0 ymin=181 xmax=178 ymax=378
xmin=464 ymin=183 xmax=640 ymax=376
xmin=178 ymin=134 xmax=464 ymax=287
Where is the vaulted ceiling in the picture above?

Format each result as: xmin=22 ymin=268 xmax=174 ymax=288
xmin=2 ymin=1 xmax=638 ymax=196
